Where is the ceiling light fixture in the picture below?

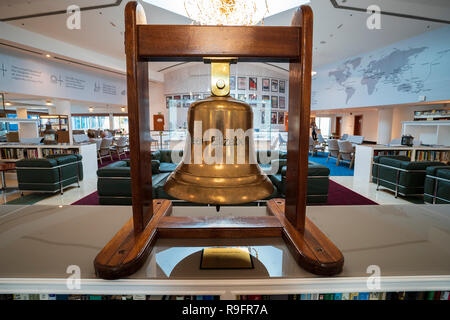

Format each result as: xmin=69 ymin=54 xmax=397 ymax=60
xmin=121 ymin=106 xmax=126 ymax=112
xmin=45 ymin=100 xmax=53 ymax=106
xmin=311 ymin=71 xmax=317 ymax=76
xmin=45 ymin=54 xmax=52 ymax=58
xmin=5 ymin=102 xmax=12 ymax=106
xmin=89 ymin=106 xmax=94 ymax=113
xmin=184 ymin=0 xmax=269 ymax=25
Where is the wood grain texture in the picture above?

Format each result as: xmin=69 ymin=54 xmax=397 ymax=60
xmin=267 ymin=199 xmax=344 ymax=275
xmin=94 ymin=200 xmax=172 ymax=280
xmin=125 ymin=1 xmax=153 ymax=233
xmin=137 ymin=25 xmax=300 ymax=60
xmin=158 ymin=216 xmax=282 ymax=238
xmin=285 ymin=6 xmax=313 ymax=230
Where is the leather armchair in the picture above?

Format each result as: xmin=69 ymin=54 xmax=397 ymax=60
xmin=424 ymin=166 xmax=450 ymax=204
xmin=16 ymin=154 xmax=83 ymax=195
xmin=372 ymin=155 xmax=445 ymax=198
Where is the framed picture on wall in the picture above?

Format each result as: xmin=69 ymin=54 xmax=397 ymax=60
xmin=279 ymin=80 xmax=286 ymax=93
xmin=249 ymin=93 xmax=257 ymax=100
xmin=182 ymin=94 xmax=191 ymax=108
xmin=238 ymin=77 xmax=246 ymax=90
xmin=262 ymin=78 xmax=270 ymax=91
xmin=279 ymin=96 xmax=285 ymax=109
xmin=278 ymin=112 xmax=285 ymax=124
xmin=173 ymin=95 xmax=181 ymax=108
xmin=230 ymin=76 xmax=236 ymax=90
xmin=262 ymin=95 xmax=270 ymax=103
xmin=249 ymin=77 xmax=257 ymax=91
xmin=192 ymin=93 xmax=201 ymax=100
xmin=166 ymin=96 xmax=171 ymax=109
xmin=238 ymin=93 xmax=246 ymax=101
xmin=261 ymin=110 xmax=265 ymax=124
xmin=271 ymin=111 xmax=277 ymax=124
xmin=271 ymin=96 xmax=278 ymax=109
xmin=271 ymin=79 xmax=278 ymax=92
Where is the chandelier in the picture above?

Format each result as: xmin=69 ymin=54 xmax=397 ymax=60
xmin=184 ymin=0 xmax=269 ymax=25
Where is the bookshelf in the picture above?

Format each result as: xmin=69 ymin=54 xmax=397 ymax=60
xmin=354 ymin=145 xmax=450 ymax=182
xmin=0 ymin=143 xmax=98 ymax=177
xmin=402 ymin=120 xmax=450 ymax=147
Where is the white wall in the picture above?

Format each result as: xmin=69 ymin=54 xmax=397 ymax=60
xmin=149 ymin=81 xmax=167 ymax=130
xmin=163 ymin=62 xmax=289 ymax=131
xmin=390 ymin=104 xmax=449 ymax=139
xmin=316 ymin=109 xmax=379 ymax=142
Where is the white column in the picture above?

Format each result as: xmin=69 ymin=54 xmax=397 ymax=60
xmin=377 ymin=108 xmax=393 ymax=145
xmin=16 ymin=108 xmax=28 ymax=119
xmin=109 ymin=113 xmax=114 ymax=130
xmin=53 ymin=100 xmax=72 ymax=143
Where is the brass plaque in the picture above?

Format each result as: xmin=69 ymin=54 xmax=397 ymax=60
xmin=200 ymin=247 xmax=253 ymax=269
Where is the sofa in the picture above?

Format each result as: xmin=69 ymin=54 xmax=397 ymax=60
xmin=278 ymin=162 xmax=330 ymax=203
xmin=372 ymin=155 xmax=445 ymax=198
xmin=97 ymin=159 xmax=170 ymax=205
xmin=16 ymin=154 xmax=83 ymax=194
xmin=424 ymin=166 xmax=450 ymax=204
xmin=97 ymin=149 xmax=330 ymax=205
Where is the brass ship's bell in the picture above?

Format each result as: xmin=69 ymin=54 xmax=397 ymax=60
xmin=164 ymin=58 xmax=274 ymax=204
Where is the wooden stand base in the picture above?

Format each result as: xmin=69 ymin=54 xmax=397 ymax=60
xmin=94 ymin=199 xmax=344 ymax=279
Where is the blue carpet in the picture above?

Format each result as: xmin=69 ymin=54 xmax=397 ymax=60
xmin=309 ymin=152 xmax=354 ymax=176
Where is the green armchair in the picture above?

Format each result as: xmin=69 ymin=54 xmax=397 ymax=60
xmin=16 ymin=154 xmax=83 ymax=195
xmin=97 ymin=159 xmax=170 ymax=205
xmin=424 ymin=166 xmax=450 ymax=204
xmin=279 ymin=161 xmax=330 ymax=203
xmin=372 ymin=155 xmax=446 ymax=198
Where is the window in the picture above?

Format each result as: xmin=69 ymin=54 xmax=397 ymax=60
xmin=71 ymin=115 xmax=110 ymax=130
xmin=316 ymin=117 xmax=332 ymax=138
xmin=113 ymin=116 xmax=128 ymax=134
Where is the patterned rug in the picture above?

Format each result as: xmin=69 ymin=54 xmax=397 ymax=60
xmin=71 ymin=180 xmax=377 ymax=206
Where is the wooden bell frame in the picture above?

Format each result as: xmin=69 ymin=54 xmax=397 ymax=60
xmin=94 ymin=1 xmax=344 ymax=279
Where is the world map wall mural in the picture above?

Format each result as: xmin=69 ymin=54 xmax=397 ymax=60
xmin=311 ymin=26 xmax=450 ymax=110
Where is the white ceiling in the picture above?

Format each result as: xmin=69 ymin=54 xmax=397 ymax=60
xmin=143 ymin=0 xmax=311 ymax=20
xmin=0 ymin=0 xmax=449 ymax=71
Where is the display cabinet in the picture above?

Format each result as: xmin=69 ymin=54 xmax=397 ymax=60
xmin=39 ymin=115 xmax=69 ymax=132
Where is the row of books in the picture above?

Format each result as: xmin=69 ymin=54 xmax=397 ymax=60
xmin=3 ymin=292 xmax=448 ymax=301
xmin=373 ymin=150 xmax=449 ymax=162
xmin=415 ymin=150 xmax=449 ymax=162
xmin=239 ymin=291 xmax=450 ymax=300
xmin=0 ymin=148 xmax=39 ymax=160
xmin=41 ymin=148 xmax=79 ymax=157
xmin=373 ymin=150 xmax=411 ymax=158
xmin=0 ymin=294 xmax=219 ymax=301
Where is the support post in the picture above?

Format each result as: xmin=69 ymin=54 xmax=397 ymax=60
xmin=285 ymin=6 xmax=313 ymax=231
xmin=125 ymin=2 xmax=153 ymax=233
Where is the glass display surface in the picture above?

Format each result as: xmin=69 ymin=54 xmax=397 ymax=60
xmin=0 ymin=204 xmax=449 ymax=280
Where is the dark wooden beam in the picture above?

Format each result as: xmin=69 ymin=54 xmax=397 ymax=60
xmin=267 ymin=199 xmax=344 ymax=275
xmin=157 ymin=216 xmax=282 ymax=238
xmin=125 ymin=1 xmax=153 ymax=233
xmin=285 ymin=6 xmax=313 ymax=231
xmin=94 ymin=200 xmax=172 ymax=280
xmin=137 ymin=25 xmax=300 ymax=61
